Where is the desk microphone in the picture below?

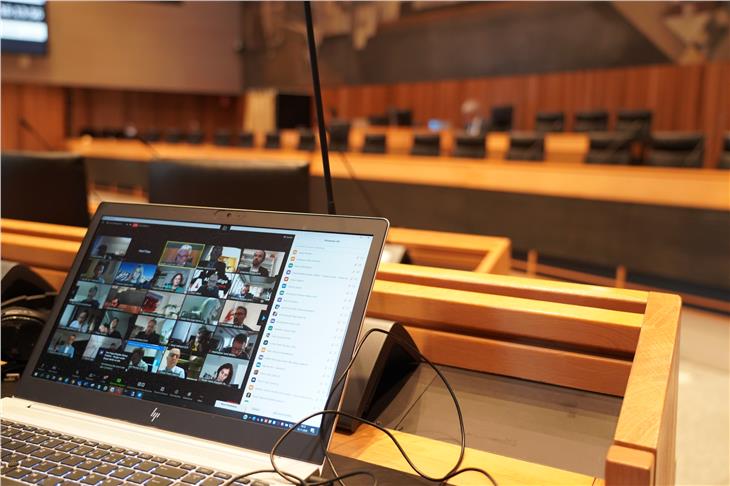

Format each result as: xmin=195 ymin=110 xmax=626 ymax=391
xmin=18 ymin=117 xmax=53 ymax=151
xmin=304 ymin=1 xmax=336 ymax=215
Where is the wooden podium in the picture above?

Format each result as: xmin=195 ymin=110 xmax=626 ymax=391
xmin=1 ymin=219 xmax=679 ymax=485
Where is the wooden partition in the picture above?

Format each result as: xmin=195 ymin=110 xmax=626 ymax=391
xmin=0 ymin=218 xmax=679 ymax=484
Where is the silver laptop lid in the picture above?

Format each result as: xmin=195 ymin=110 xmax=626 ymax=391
xmin=18 ymin=202 xmax=389 ymax=466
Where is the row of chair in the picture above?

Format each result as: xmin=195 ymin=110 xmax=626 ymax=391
xmin=533 ymin=109 xmax=652 ymax=136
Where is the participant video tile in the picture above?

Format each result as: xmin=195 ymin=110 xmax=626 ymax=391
xmin=187 ymin=269 xmax=233 ymax=299
xmin=103 ymin=285 xmax=148 ymax=314
xmin=228 ymin=274 xmax=276 ymax=304
xmin=167 ymin=321 xmax=216 ymax=356
xmin=90 ymin=235 xmax=132 ymax=260
xmin=198 ymin=245 xmax=241 ymax=272
xmin=113 ymin=262 xmax=157 ymax=288
xmin=69 ymin=281 xmax=111 ymax=309
xmin=219 ymin=300 xmax=266 ymax=331
xmin=128 ymin=316 xmax=175 ymax=346
xmin=47 ymin=330 xmax=90 ymax=360
xmin=58 ymin=304 xmax=104 ymax=333
xmin=151 ymin=267 xmax=193 ymax=294
xmin=199 ymin=353 xmax=248 ymax=388
xmin=238 ymin=249 xmax=285 ymax=277
xmin=141 ymin=290 xmax=185 ymax=319
xmin=159 ymin=241 xmax=204 ymax=268
xmin=179 ymin=295 xmax=223 ymax=325
xmin=79 ymin=258 xmax=121 ymax=285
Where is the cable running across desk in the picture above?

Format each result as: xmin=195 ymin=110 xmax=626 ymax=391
xmin=224 ymin=328 xmax=499 ymax=486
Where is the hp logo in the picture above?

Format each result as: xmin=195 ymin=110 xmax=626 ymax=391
xmin=149 ymin=407 xmax=161 ymax=423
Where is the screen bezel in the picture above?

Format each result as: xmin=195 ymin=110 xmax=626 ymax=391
xmin=17 ymin=202 xmax=389 ymax=465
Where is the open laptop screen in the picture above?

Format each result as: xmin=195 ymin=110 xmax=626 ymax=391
xmin=32 ymin=215 xmax=373 ymax=437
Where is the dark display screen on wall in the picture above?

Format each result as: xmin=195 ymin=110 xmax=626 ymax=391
xmin=1 ymin=0 xmax=48 ymax=54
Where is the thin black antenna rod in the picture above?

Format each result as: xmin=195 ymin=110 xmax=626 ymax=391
xmin=304 ymin=1 xmax=336 ymax=215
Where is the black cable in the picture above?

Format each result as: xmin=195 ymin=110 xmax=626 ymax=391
xmin=225 ymin=328 xmax=498 ymax=486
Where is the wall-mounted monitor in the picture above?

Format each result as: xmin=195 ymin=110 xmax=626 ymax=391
xmin=1 ymin=0 xmax=48 ymax=55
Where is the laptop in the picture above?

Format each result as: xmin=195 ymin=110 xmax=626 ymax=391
xmin=1 ymin=202 xmax=388 ymax=485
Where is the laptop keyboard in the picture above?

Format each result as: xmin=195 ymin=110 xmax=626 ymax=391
xmin=1 ymin=419 xmax=268 ymax=486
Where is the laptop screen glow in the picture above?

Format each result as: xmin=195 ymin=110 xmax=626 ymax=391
xmin=32 ymin=215 xmax=373 ymax=436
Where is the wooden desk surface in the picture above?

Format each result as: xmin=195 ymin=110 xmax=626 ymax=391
xmin=330 ymin=426 xmax=597 ymax=485
xmin=67 ymin=137 xmax=729 ymax=211
xmin=312 ymin=152 xmax=730 ymax=211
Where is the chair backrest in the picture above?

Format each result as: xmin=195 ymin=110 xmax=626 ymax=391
xmin=148 ymin=158 xmax=310 ymax=212
xmin=410 ymin=134 xmax=441 ymax=156
xmin=390 ymin=109 xmax=412 ymax=127
xmin=506 ymin=132 xmax=545 ymax=161
xmin=264 ymin=132 xmax=281 ymax=149
xmin=490 ymin=105 xmax=513 ymax=132
xmin=368 ymin=114 xmax=389 ymax=126
xmin=362 ymin=134 xmax=387 ymax=154
xmin=1 ymin=151 xmax=90 ymax=227
xmin=164 ymin=129 xmax=183 ymax=144
xmin=453 ymin=134 xmax=486 ymax=159
xmin=328 ymin=122 xmax=350 ymax=152
xmin=187 ymin=132 xmax=204 ymax=145
xmin=297 ymin=129 xmax=316 ymax=151
xmin=645 ymin=132 xmax=704 ymax=168
xmin=616 ymin=110 xmax=652 ymax=140
xmin=535 ymin=112 xmax=565 ymax=133
xmin=213 ymin=130 xmax=231 ymax=146
xmin=718 ymin=132 xmax=730 ymax=169
xmin=574 ymin=110 xmax=609 ymax=132
xmin=237 ymin=132 xmax=254 ymax=148
xmin=585 ymin=132 xmax=633 ymax=164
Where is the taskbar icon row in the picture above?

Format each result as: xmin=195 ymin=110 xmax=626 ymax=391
xmin=242 ymin=413 xmax=318 ymax=436
xmin=32 ymin=371 xmax=143 ymax=399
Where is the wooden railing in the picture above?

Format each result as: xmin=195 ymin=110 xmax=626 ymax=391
xmin=1 ymin=218 xmax=679 ymax=484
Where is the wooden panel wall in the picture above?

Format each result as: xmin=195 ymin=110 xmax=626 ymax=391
xmin=1 ymin=83 xmax=66 ymax=151
xmin=322 ymin=62 xmax=730 ymax=167
xmin=69 ymin=88 xmax=245 ymax=141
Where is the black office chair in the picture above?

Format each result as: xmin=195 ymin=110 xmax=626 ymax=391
xmin=297 ymin=129 xmax=316 ymax=151
xmin=140 ymin=130 xmax=162 ymax=143
xmin=390 ymin=109 xmax=412 ymax=127
xmin=453 ymin=135 xmax=486 ymax=159
xmin=148 ymin=158 xmax=310 ymax=212
xmin=718 ymin=133 xmax=730 ymax=169
xmin=410 ymin=134 xmax=441 ymax=157
xmin=506 ymin=132 xmax=545 ymax=161
xmin=574 ymin=111 xmax=609 ymax=132
xmin=213 ymin=130 xmax=232 ymax=146
xmin=164 ymin=129 xmax=183 ymax=144
xmin=187 ymin=132 xmax=204 ymax=145
xmin=100 ymin=128 xmax=123 ymax=139
xmin=237 ymin=132 xmax=254 ymax=148
xmin=368 ymin=115 xmax=389 ymax=127
xmin=1 ymin=151 xmax=90 ymax=227
xmin=535 ymin=112 xmax=565 ymax=133
xmin=79 ymin=127 xmax=99 ymax=138
xmin=616 ymin=110 xmax=652 ymax=140
xmin=585 ymin=132 xmax=633 ymax=164
xmin=264 ymin=132 xmax=281 ymax=149
xmin=328 ymin=122 xmax=350 ymax=152
xmin=362 ymin=134 xmax=386 ymax=154
xmin=645 ymin=132 xmax=704 ymax=168
xmin=490 ymin=105 xmax=513 ymax=132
